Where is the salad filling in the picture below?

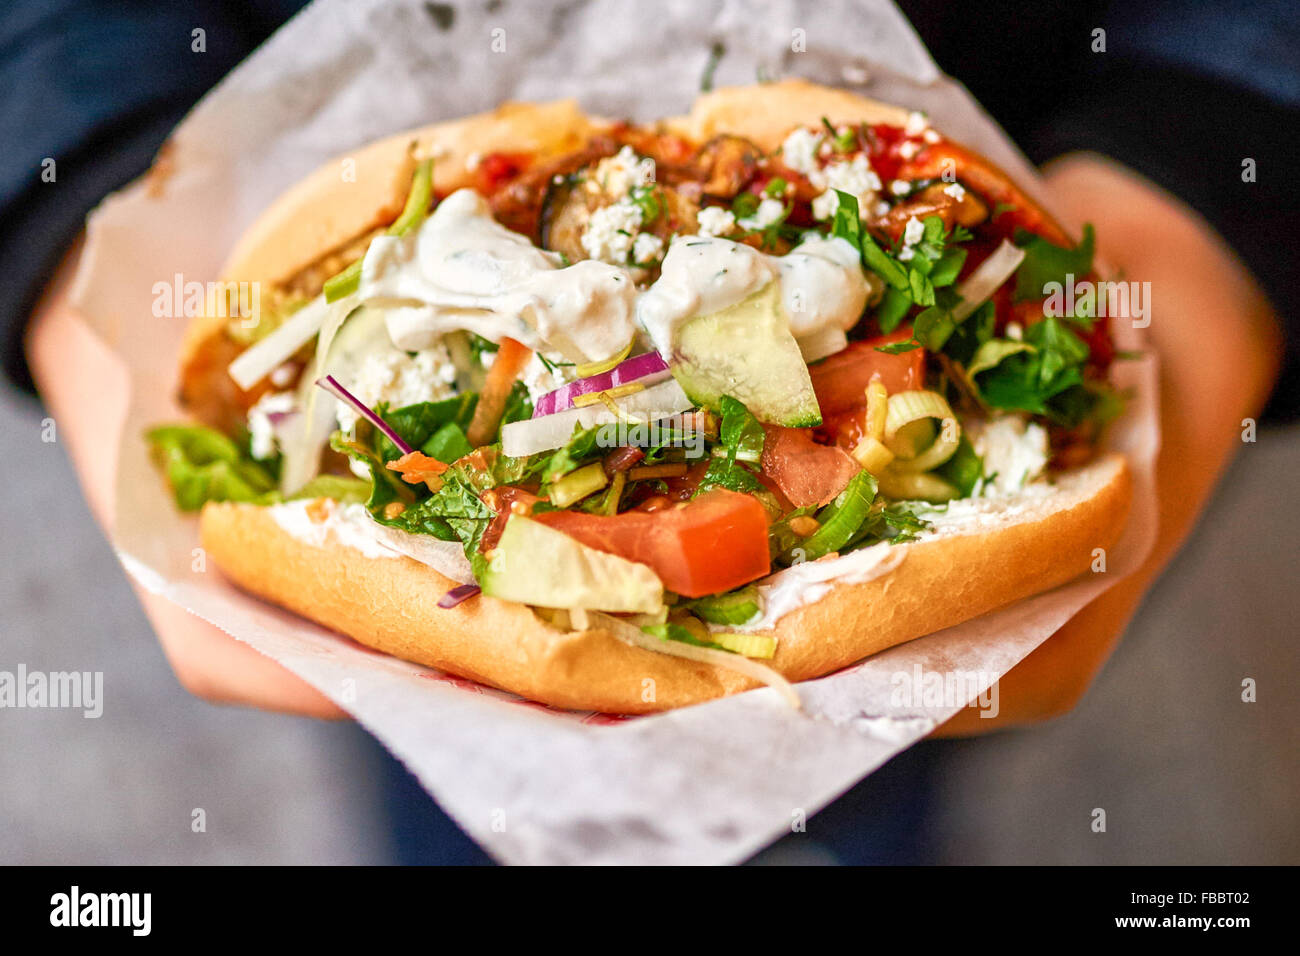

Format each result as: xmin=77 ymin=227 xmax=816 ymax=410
xmin=154 ymin=115 xmax=1125 ymax=671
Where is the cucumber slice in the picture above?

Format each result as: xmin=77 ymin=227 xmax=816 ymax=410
xmin=670 ymin=282 xmax=822 ymax=427
xmin=480 ymin=516 xmax=663 ymax=614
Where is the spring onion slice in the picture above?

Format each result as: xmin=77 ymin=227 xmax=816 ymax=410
xmin=571 ymin=382 xmax=645 ymax=407
xmin=323 ymin=158 xmax=435 ymax=303
xmin=228 ymin=294 xmax=329 ymax=390
xmin=315 ymin=375 xmax=413 ymax=454
xmin=952 ymin=239 xmax=1025 ymax=321
xmin=877 ymin=469 xmax=959 ymax=502
xmin=883 ymin=390 xmax=961 ymax=473
xmin=589 ymin=611 xmax=800 ymax=709
xmin=573 ymin=338 xmax=634 ymax=378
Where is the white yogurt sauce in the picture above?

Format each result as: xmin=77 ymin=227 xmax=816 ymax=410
xmin=637 ymin=234 xmax=869 ymax=354
xmin=267 ymin=499 xmax=478 ymax=584
xmin=713 ymin=542 xmax=906 ymax=633
xmin=268 ymin=500 xmax=402 ymax=560
xmin=358 ymin=189 xmax=638 ymax=364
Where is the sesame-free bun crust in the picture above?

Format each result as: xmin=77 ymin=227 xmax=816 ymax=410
xmin=184 ymin=80 xmax=1133 ymax=712
xmin=200 ymin=454 xmax=1130 ymax=713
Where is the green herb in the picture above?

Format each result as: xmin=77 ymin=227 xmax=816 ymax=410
xmin=731 ymin=191 xmax=760 ymax=220
xmin=1013 ymin=224 xmax=1095 ymax=303
xmin=971 ymin=317 xmax=1092 ymax=421
xmin=696 ymin=395 xmax=765 ymax=495
xmin=629 ymin=185 xmax=663 ymax=225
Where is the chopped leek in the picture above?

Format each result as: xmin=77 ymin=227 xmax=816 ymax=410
xmin=883 ymin=389 xmax=961 ymax=473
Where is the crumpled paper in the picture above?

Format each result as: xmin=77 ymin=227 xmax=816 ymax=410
xmin=71 ymin=0 xmax=1158 ymax=864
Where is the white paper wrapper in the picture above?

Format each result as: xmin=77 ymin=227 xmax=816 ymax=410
xmin=71 ymin=0 xmax=1158 ymax=864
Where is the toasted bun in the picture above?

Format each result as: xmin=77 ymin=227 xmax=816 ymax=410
xmin=200 ymin=454 xmax=1130 ymax=713
xmin=185 ymin=80 xmax=1130 ymax=712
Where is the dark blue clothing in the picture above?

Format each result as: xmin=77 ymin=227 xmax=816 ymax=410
xmin=2 ymin=0 xmax=1295 ymax=864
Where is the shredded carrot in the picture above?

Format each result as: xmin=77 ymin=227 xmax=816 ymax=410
xmin=386 ymin=451 xmax=449 ymax=491
xmin=466 ymin=337 xmax=532 ymax=447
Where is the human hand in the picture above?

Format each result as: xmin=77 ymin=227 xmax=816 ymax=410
xmin=27 ymin=240 xmax=347 ymax=719
xmin=936 ymin=154 xmax=1280 ymax=735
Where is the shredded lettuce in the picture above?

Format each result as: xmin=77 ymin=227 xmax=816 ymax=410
xmin=146 ymin=424 xmax=278 ymax=512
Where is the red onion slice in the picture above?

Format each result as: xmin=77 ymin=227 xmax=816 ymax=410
xmin=532 ymin=352 xmax=670 ymax=418
xmin=316 ymin=375 xmax=414 ymax=454
xmin=437 ymin=583 xmax=482 ymax=608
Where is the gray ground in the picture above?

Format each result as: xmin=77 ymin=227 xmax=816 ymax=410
xmin=1 ymin=386 xmax=1295 ymax=864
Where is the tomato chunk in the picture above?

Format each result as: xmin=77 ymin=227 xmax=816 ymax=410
xmin=808 ymin=330 xmax=925 ymax=416
xmin=761 ymin=425 xmax=860 ymax=508
xmin=534 ymin=489 xmax=770 ymax=597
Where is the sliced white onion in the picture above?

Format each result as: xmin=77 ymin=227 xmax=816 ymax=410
xmin=588 ymin=611 xmax=800 ymax=709
xmin=228 ymin=294 xmax=329 ymax=390
xmin=502 ymin=377 xmax=694 ymax=457
xmin=796 ymin=325 xmax=849 ymax=363
xmin=952 ymin=240 xmax=1025 ymax=322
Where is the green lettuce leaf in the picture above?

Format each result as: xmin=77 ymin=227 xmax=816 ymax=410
xmin=146 ymin=424 xmax=277 ymax=512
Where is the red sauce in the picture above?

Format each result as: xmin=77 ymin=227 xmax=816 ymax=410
xmin=473 ymin=151 xmax=533 ymax=193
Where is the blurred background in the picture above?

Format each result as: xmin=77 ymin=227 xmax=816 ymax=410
xmin=1 ymin=0 xmax=1296 ymax=864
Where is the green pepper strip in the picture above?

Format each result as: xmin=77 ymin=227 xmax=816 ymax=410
xmin=323 ymin=157 xmax=435 ymax=303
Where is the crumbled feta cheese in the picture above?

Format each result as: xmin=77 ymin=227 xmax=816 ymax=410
xmin=580 ymin=199 xmax=643 ymax=263
xmin=943 ymin=182 xmax=966 ymax=200
xmin=781 ymin=127 xmax=824 ymax=176
xmin=465 ymin=151 xmax=482 ymax=171
xmin=591 ymin=145 xmax=655 ymax=198
xmin=897 ymin=215 xmax=926 ymax=261
xmin=247 ymin=391 xmax=296 ymax=461
xmin=898 ymin=140 xmax=921 ymax=160
xmin=1006 ymin=321 xmax=1024 ymax=341
xmin=336 ymin=343 xmax=457 ymax=434
xmin=873 ymin=200 xmax=892 ymax=217
xmin=968 ymin=416 xmax=1050 ymax=495
xmin=923 ymin=128 xmax=941 ymax=144
xmin=632 ymin=231 xmax=665 ymax=264
xmin=696 ymin=205 xmax=737 ymax=237
xmin=905 ymin=111 xmax=929 ymax=136
xmin=889 ymin=179 xmax=911 ymax=196
xmin=738 ymin=197 xmax=785 ymax=231
xmin=811 ymin=154 xmax=883 ymax=220
xmin=520 ymin=351 xmax=577 ymax=404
